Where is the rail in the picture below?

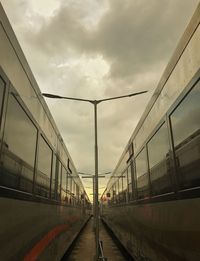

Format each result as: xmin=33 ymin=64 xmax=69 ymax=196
xmin=98 ymin=240 xmax=107 ymax=261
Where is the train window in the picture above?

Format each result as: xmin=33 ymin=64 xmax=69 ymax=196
xmin=147 ymin=123 xmax=172 ymax=196
xmin=73 ymin=181 xmax=77 ymax=204
xmin=76 ymin=184 xmax=80 ymax=203
xmin=170 ymin=81 xmax=200 ymax=190
xmin=112 ymin=183 xmax=116 ymax=204
xmin=51 ymin=154 xmax=56 ymax=199
xmin=119 ymin=176 xmax=123 ymax=192
xmin=0 ymin=95 xmax=37 ymax=193
xmin=66 ymin=170 xmax=69 ymax=193
xmin=61 ymin=166 xmax=67 ymax=203
xmin=127 ymin=164 xmax=132 ymax=200
xmin=115 ymin=181 xmax=119 ymax=203
xmin=71 ymin=179 xmax=75 ymax=205
xmin=74 ymin=181 xmax=76 ymax=196
xmin=36 ymin=135 xmax=52 ymax=197
xmin=68 ymin=173 xmax=72 ymax=193
xmin=135 ymin=148 xmax=149 ymax=199
xmin=56 ymin=161 xmax=62 ymax=200
xmin=123 ymin=170 xmax=128 ymax=190
xmin=122 ymin=170 xmax=128 ymax=202
xmin=71 ymin=179 xmax=74 ymax=195
xmin=118 ymin=176 xmax=123 ymax=202
xmin=0 ymin=77 xmax=5 ymax=129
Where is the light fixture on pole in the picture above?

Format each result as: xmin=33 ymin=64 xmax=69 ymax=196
xmin=42 ymin=90 xmax=147 ymax=260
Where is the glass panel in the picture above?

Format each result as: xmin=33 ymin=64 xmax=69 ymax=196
xmin=74 ymin=182 xmax=77 ymax=196
xmin=115 ymin=181 xmax=119 ymax=203
xmin=56 ymin=161 xmax=62 ymax=200
xmin=51 ymin=154 xmax=56 ymax=199
xmin=76 ymin=184 xmax=79 ymax=203
xmin=68 ymin=173 xmax=72 ymax=192
xmin=66 ymin=170 xmax=71 ymax=202
xmin=113 ymin=183 xmax=116 ymax=203
xmin=0 ymin=95 xmax=37 ymax=193
xmin=61 ymin=165 xmax=67 ymax=203
xmin=135 ymin=148 xmax=149 ymax=199
xmin=71 ymin=179 xmax=75 ymax=205
xmin=170 ymin=81 xmax=200 ymax=189
xmin=110 ymin=186 xmax=114 ymax=204
xmin=127 ymin=165 xmax=132 ymax=185
xmin=148 ymin=123 xmax=172 ymax=195
xmin=127 ymin=165 xmax=132 ymax=200
xmin=35 ymin=136 xmax=52 ymax=197
xmin=122 ymin=170 xmax=128 ymax=202
xmin=118 ymin=176 xmax=123 ymax=202
xmin=0 ymin=77 xmax=5 ymax=129
xmin=72 ymin=179 xmax=76 ymax=197
xmin=123 ymin=170 xmax=128 ymax=190
xmin=119 ymin=177 xmax=123 ymax=192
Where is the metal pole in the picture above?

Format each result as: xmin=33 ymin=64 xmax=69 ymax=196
xmin=93 ymin=175 xmax=95 ymax=230
xmin=42 ymin=91 xmax=148 ymax=260
xmin=94 ymin=101 xmax=99 ymax=259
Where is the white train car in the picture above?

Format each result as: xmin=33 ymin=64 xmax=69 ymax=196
xmin=0 ymin=3 xmax=90 ymax=261
xmin=101 ymin=3 xmax=200 ymax=260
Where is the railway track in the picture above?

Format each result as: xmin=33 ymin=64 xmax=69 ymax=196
xmin=61 ymin=217 xmax=133 ymax=261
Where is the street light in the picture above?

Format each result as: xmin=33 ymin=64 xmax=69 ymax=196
xmin=79 ymin=171 xmax=110 ymax=228
xmin=42 ymin=90 xmax=147 ymax=259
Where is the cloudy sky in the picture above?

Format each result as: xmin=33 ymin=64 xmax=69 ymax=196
xmin=1 ymin=0 xmax=199 ymax=200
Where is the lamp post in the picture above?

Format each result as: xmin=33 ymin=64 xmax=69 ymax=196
xmin=79 ymin=171 xmax=110 ymax=231
xmin=42 ymin=90 xmax=147 ymax=259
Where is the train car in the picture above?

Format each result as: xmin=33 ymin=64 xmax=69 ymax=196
xmin=0 ymin=4 xmax=91 ymax=261
xmin=101 ymin=3 xmax=200 ymax=261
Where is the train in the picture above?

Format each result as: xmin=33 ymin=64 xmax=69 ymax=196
xmin=101 ymin=3 xmax=200 ymax=261
xmin=0 ymin=3 xmax=91 ymax=261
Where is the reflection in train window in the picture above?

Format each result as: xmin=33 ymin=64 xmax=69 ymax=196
xmin=36 ymin=136 xmax=52 ymax=197
xmin=0 ymin=95 xmax=37 ymax=193
xmin=170 ymin=81 xmax=200 ymax=190
xmin=68 ymin=173 xmax=72 ymax=193
xmin=127 ymin=165 xmax=132 ymax=200
xmin=71 ymin=179 xmax=74 ymax=195
xmin=73 ymin=181 xmax=77 ymax=204
xmin=57 ymin=161 xmax=62 ymax=200
xmin=66 ymin=171 xmax=70 ymax=192
xmin=119 ymin=176 xmax=123 ymax=192
xmin=112 ymin=183 xmax=116 ymax=203
xmin=73 ymin=180 xmax=76 ymax=195
xmin=71 ymin=179 xmax=75 ymax=205
xmin=115 ymin=180 xmax=119 ymax=202
xmin=76 ymin=184 xmax=79 ymax=203
xmin=61 ymin=166 xmax=67 ymax=203
xmin=51 ymin=154 xmax=56 ymax=199
xmin=118 ymin=176 xmax=123 ymax=202
xmin=135 ymin=148 xmax=149 ymax=199
xmin=123 ymin=170 xmax=128 ymax=202
xmin=0 ymin=77 xmax=5 ymax=129
xmin=123 ymin=170 xmax=128 ymax=190
xmin=147 ymin=123 xmax=172 ymax=195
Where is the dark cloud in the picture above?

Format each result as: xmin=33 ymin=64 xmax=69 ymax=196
xmin=26 ymin=0 xmax=198 ymax=83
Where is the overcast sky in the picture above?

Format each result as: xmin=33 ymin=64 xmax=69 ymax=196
xmin=1 ymin=0 xmax=199 ymax=200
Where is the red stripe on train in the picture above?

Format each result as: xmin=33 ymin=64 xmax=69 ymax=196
xmin=23 ymin=217 xmax=78 ymax=261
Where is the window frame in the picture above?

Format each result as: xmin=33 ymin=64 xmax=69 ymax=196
xmin=168 ymin=78 xmax=200 ymax=192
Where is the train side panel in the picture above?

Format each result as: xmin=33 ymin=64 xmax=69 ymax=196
xmin=102 ymin=198 xmax=200 ymax=260
xmin=0 ymin=197 xmax=89 ymax=261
